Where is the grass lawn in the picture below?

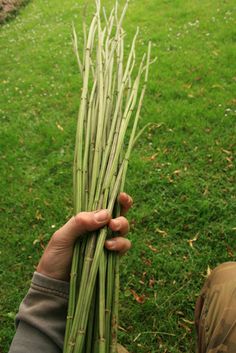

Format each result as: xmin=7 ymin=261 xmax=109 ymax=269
xmin=0 ymin=0 xmax=235 ymax=352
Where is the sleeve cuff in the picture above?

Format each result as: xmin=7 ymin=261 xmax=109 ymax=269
xmin=32 ymin=272 xmax=69 ymax=298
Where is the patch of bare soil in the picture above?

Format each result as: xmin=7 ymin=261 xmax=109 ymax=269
xmin=0 ymin=0 xmax=29 ymax=23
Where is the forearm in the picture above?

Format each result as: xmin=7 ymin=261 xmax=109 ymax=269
xmin=9 ymin=272 xmax=69 ymax=353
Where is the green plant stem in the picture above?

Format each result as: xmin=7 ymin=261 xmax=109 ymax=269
xmin=63 ymin=241 xmax=80 ymax=351
xmin=98 ymin=250 xmax=106 ymax=353
xmin=105 ymin=250 xmax=114 ymax=353
xmin=65 ymin=2 xmax=154 ymax=352
xmin=110 ymin=254 xmax=119 ymax=353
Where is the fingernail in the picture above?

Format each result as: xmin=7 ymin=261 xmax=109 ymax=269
xmin=94 ymin=210 xmax=109 ymax=223
xmin=105 ymin=240 xmax=116 ymax=249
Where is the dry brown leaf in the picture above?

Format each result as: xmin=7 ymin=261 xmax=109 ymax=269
xmin=35 ymin=210 xmax=43 ymax=221
xmin=155 ymin=228 xmax=168 ymax=237
xmin=226 ymin=156 xmax=233 ymax=163
xmin=179 ymin=321 xmax=191 ymax=332
xmin=173 ymin=169 xmax=181 ymax=176
xmin=150 ymin=152 xmax=158 ymax=160
xmin=56 ymin=122 xmax=64 ymax=131
xmin=188 ymin=233 xmax=198 ymax=248
xmin=182 ymin=318 xmax=194 ymax=325
xmin=142 ymin=257 xmax=152 ymax=266
xmin=147 ymin=244 xmax=158 ymax=253
xmin=130 ymin=289 xmax=146 ymax=304
xmin=141 ymin=272 xmax=147 ymax=282
xmin=226 ymin=245 xmax=234 ymax=258
xmin=207 ymin=265 xmax=212 ymax=277
xmin=149 ymin=278 xmax=155 ymax=288
xmin=222 ymin=148 xmax=232 ymax=155
xmin=118 ymin=326 xmax=128 ymax=333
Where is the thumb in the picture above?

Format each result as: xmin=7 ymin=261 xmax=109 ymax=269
xmin=51 ymin=210 xmax=111 ymax=246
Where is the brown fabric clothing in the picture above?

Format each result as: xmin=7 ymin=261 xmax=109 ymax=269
xmin=195 ymin=262 xmax=236 ymax=353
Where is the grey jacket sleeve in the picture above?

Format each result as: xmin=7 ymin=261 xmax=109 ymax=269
xmin=8 ymin=272 xmax=69 ymax=353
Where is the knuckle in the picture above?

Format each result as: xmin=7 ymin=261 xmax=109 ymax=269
xmin=51 ymin=229 xmax=61 ymax=243
xmin=74 ymin=212 xmax=88 ymax=228
xmin=52 ymin=229 xmax=60 ymax=239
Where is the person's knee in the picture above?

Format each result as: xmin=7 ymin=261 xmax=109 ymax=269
xmin=207 ymin=261 xmax=236 ymax=287
xmin=195 ymin=262 xmax=236 ymax=353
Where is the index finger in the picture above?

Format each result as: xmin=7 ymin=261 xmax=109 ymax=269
xmin=118 ymin=192 xmax=133 ymax=216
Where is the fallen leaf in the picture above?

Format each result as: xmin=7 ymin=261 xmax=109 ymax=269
xmin=155 ymin=228 xmax=168 ymax=237
xmin=147 ymin=244 xmax=158 ymax=253
xmin=188 ymin=233 xmax=198 ymax=248
xmin=35 ymin=210 xmax=43 ymax=221
xmin=226 ymin=156 xmax=233 ymax=164
xmin=118 ymin=326 xmax=128 ymax=333
xmin=150 ymin=152 xmax=158 ymax=160
xmin=226 ymin=245 xmax=234 ymax=258
xmin=207 ymin=265 xmax=212 ymax=277
xmin=222 ymin=148 xmax=232 ymax=155
xmin=142 ymin=257 xmax=152 ymax=266
xmin=182 ymin=318 xmax=194 ymax=325
xmin=130 ymin=289 xmax=146 ymax=304
xmin=141 ymin=272 xmax=147 ymax=282
xmin=179 ymin=321 xmax=191 ymax=332
xmin=56 ymin=122 xmax=64 ymax=131
xmin=149 ymin=278 xmax=155 ymax=288
xmin=173 ymin=169 xmax=181 ymax=176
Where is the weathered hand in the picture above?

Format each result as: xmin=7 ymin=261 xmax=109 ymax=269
xmin=37 ymin=193 xmax=133 ymax=281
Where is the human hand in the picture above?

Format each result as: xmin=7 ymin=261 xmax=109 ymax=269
xmin=37 ymin=193 xmax=133 ymax=281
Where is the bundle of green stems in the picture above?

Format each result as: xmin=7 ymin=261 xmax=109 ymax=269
xmin=63 ymin=1 xmax=154 ymax=352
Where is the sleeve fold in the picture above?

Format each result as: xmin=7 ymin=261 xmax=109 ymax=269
xmin=9 ymin=272 xmax=69 ymax=353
